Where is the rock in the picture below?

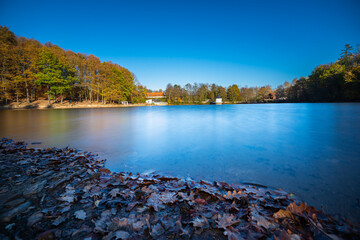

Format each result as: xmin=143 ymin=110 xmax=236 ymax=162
xmin=38 ymin=230 xmax=55 ymax=240
xmin=52 ymin=215 xmax=67 ymax=226
xmin=0 ymin=201 xmax=32 ymax=222
xmin=4 ymin=197 xmax=26 ymax=208
xmin=23 ymin=180 xmax=47 ymax=197
xmin=27 ymin=212 xmax=44 ymax=226
xmin=150 ymin=223 xmax=165 ymax=237
xmin=47 ymin=169 xmax=85 ymax=190
xmin=115 ymin=230 xmax=130 ymax=239
xmin=34 ymin=170 xmax=55 ymax=181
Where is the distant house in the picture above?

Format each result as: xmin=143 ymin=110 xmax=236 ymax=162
xmin=146 ymin=99 xmax=153 ymax=104
xmin=268 ymin=93 xmax=276 ymax=100
xmin=215 ymin=96 xmax=223 ymax=104
xmin=146 ymin=92 xmax=165 ymax=98
xmin=121 ymin=101 xmax=128 ymax=105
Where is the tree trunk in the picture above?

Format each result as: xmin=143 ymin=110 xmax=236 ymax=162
xmin=25 ymin=81 xmax=30 ymax=103
xmin=15 ymin=83 xmax=19 ymax=105
xmin=47 ymin=85 xmax=51 ymax=104
xmin=61 ymin=93 xmax=64 ymax=104
xmin=97 ymin=87 xmax=99 ymax=103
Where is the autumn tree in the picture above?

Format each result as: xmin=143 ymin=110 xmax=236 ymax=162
xmin=227 ymin=84 xmax=240 ymax=102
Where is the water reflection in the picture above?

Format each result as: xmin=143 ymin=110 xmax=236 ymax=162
xmin=0 ymin=103 xmax=359 ymax=222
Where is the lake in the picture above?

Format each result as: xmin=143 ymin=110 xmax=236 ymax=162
xmin=0 ymin=103 xmax=359 ymax=222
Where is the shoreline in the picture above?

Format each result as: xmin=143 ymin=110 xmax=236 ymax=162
xmin=1 ymin=100 xmax=359 ymax=111
xmin=0 ymin=139 xmax=358 ymax=239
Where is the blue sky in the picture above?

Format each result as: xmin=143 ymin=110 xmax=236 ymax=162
xmin=1 ymin=0 xmax=359 ymax=90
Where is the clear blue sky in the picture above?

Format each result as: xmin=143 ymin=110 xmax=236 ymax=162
xmin=1 ymin=0 xmax=359 ymax=90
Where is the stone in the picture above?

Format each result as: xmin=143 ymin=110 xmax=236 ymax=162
xmin=23 ymin=180 xmax=47 ymax=197
xmin=0 ymin=201 xmax=32 ymax=222
xmin=27 ymin=212 xmax=44 ymax=226
xmin=4 ymin=197 xmax=26 ymax=208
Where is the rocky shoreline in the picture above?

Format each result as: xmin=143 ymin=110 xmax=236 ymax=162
xmin=0 ymin=139 xmax=358 ymax=239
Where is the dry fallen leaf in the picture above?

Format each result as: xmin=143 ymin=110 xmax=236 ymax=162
xmin=273 ymin=209 xmax=294 ymax=219
xmin=216 ymin=214 xmax=240 ymax=230
xmin=195 ymin=198 xmax=206 ymax=205
xmin=286 ymin=202 xmax=308 ymax=216
xmin=74 ymin=210 xmax=86 ymax=220
xmin=109 ymin=188 xmax=120 ymax=198
xmin=158 ymin=191 xmax=177 ymax=204
xmin=192 ymin=216 xmax=208 ymax=228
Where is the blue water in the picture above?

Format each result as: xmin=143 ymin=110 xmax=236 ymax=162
xmin=0 ymin=103 xmax=359 ymax=222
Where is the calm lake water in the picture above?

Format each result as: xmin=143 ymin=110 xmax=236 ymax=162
xmin=1 ymin=103 xmax=360 ymax=222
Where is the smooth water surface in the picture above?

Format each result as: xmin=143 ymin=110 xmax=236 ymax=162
xmin=1 ymin=103 xmax=359 ymax=222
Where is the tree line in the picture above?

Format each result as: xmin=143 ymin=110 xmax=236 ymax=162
xmin=164 ymin=83 xmax=274 ymax=103
xmin=0 ymin=26 xmax=147 ymax=105
xmin=1 ymin=26 xmax=359 ymax=105
xmin=164 ymin=44 xmax=360 ymax=104
xmin=277 ymin=44 xmax=360 ymax=102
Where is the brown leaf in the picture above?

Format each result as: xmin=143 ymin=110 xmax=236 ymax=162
xmin=99 ymin=168 xmax=111 ymax=174
xmin=195 ymin=198 xmax=206 ymax=205
xmin=273 ymin=209 xmax=294 ymax=219
xmin=113 ymin=217 xmax=129 ymax=230
xmin=286 ymin=202 xmax=308 ymax=216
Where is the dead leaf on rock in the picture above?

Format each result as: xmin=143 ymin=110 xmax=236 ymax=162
xmin=98 ymin=168 xmax=111 ymax=174
xmin=178 ymin=191 xmax=194 ymax=202
xmin=216 ymin=214 xmax=240 ymax=230
xmin=159 ymin=191 xmax=177 ymax=204
xmin=113 ymin=217 xmax=129 ymax=230
xmin=192 ymin=216 xmax=209 ymax=228
xmin=74 ymin=210 xmax=86 ymax=220
xmin=224 ymin=226 xmax=245 ymax=240
xmin=252 ymin=211 xmax=276 ymax=230
xmin=109 ymin=188 xmax=120 ymax=198
xmin=151 ymin=223 xmax=165 ymax=237
xmin=146 ymin=193 xmax=165 ymax=211
xmin=286 ymin=202 xmax=308 ymax=216
xmin=131 ymin=219 xmax=144 ymax=232
xmin=195 ymin=198 xmax=206 ymax=205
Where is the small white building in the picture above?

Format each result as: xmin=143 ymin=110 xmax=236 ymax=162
xmin=146 ymin=99 xmax=153 ymax=104
xmin=121 ymin=101 xmax=128 ymax=105
xmin=215 ymin=97 xmax=222 ymax=104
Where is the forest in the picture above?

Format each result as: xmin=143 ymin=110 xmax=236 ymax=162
xmin=0 ymin=26 xmax=147 ymax=105
xmin=1 ymin=25 xmax=359 ymax=105
xmin=165 ymin=44 xmax=360 ymax=104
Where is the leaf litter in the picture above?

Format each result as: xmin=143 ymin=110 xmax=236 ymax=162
xmin=0 ymin=138 xmax=359 ymax=239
